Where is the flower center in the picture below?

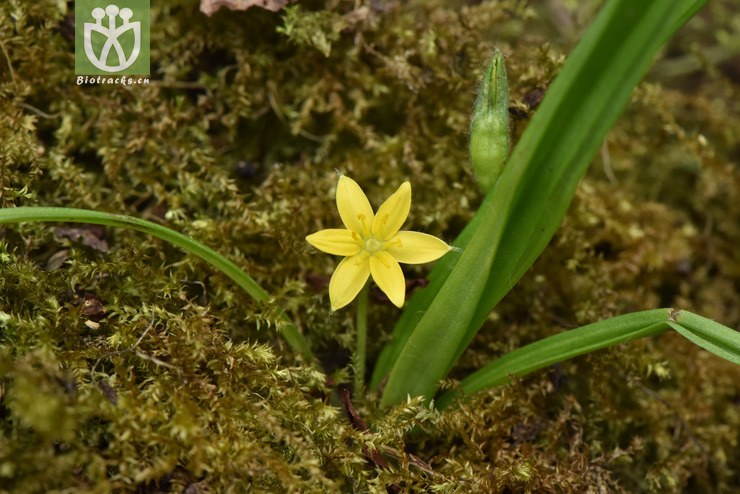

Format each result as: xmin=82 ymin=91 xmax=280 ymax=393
xmin=364 ymin=237 xmax=384 ymax=253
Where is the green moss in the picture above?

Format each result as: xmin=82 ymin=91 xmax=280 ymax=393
xmin=0 ymin=0 xmax=738 ymax=491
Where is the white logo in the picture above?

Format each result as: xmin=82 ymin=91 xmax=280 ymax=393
xmin=83 ymin=4 xmax=141 ymax=72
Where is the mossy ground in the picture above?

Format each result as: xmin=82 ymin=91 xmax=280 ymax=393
xmin=0 ymin=0 xmax=738 ymax=492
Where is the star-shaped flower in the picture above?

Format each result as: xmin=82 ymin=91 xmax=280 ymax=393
xmin=307 ymin=175 xmax=453 ymax=311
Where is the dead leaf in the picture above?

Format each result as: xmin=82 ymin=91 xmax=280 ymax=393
xmin=97 ymin=380 xmax=118 ymax=404
xmin=54 ymin=226 xmax=108 ymax=252
xmin=200 ymin=0 xmax=295 ymax=16
xmin=45 ymin=249 xmax=70 ymax=271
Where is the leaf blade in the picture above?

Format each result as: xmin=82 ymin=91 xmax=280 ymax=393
xmin=0 ymin=206 xmax=314 ymax=360
xmin=435 ymin=309 xmax=672 ymax=409
xmin=375 ymin=0 xmax=709 ymax=401
xmin=668 ymin=310 xmax=740 ymax=365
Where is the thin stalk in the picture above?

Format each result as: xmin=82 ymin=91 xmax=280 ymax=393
xmin=0 ymin=206 xmax=314 ymax=360
xmin=354 ymin=282 xmax=370 ymax=397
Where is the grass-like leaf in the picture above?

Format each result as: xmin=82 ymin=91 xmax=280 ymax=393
xmin=0 ymin=206 xmax=314 ymax=360
xmin=668 ymin=310 xmax=740 ymax=365
xmin=376 ymin=0 xmax=709 ymax=404
xmin=435 ymin=309 xmax=739 ymax=410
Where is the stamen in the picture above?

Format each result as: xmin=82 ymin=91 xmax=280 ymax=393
xmin=378 ymin=214 xmax=388 ymax=228
xmin=357 ymin=213 xmax=369 ymax=235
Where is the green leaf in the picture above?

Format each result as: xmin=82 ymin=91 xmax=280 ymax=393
xmin=0 ymin=207 xmax=314 ymax=360
xmin=435 ymin=309 xmax=739 ymax=410
xmin=667 ymin=310 xmax=740 ymax=365
xmin=379 ymin=200 xmax=499 ymax=403
xmin=435 ymin=309 xmax=670 ymax=409
xmin=376 ymin=0 xmax=708 ymax=404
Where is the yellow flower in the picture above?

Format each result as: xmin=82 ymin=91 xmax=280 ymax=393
xmin=306 ymin=175 xmax=453 ymax=311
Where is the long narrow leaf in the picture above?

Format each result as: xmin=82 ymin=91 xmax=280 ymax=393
xmin=376 ymin=0 xmax=708 ymax=403
xmin=668 ymin=310 xmax=740 ymax=365
xmin=379 ymin=201 xmax=500 ymax=404
xmin=436 ymin=309 xmax=739 ymax=410
xmin=460 ymin=0 xmax=710 ymax=363
xmin=0 ymin=207 xmax=314 ymax=360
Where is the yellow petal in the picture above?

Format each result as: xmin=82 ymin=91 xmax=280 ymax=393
xmin=336 ymin=175 xmax=374 ymax=237
xmin=369 ymin=251 xmax=405 ymax=308
xmin=329 ymin=251 xmax=370 ymax=311
xmin=306 ymin=229 xmax=362 ymax=256
xmin=385 ymin=231 xmax=453 ymax=264
xmin=371 ymin=181 xmax=411 ymax=240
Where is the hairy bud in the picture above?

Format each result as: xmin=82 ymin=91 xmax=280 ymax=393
xmin=469 ymin=49 xmax=510 ymax=191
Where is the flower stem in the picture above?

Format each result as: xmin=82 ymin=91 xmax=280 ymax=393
xmin=354 ymin=281 xmax=370 ymax=396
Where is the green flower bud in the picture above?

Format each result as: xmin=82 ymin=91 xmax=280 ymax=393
xmin=469 ymin=49 xmax=510 ymax=191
